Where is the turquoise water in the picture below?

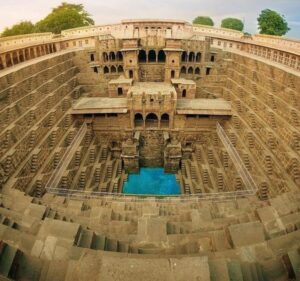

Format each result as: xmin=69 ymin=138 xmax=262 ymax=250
xmin=123 ymin=168 xmax=181 ymax=195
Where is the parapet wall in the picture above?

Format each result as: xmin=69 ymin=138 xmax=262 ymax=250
xmin=0 ymin=19 xmax=299 ymax=72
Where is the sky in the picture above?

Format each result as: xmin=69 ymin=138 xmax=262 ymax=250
xmin=0 ymin=0 xmax=299 ymax=38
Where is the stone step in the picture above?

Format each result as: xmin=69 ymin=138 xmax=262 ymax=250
xmin=0 ymin=243 xmax=19 ymax=278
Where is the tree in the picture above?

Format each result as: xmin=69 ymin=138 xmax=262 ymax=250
xmin=1 ymin=21 xmax=35 ymax=37
xmin=221 ymin=18 xmax=244 ymax=31
xmin=193 ymin=16 xmax=214 ymax=26
xmin=35 ymin=2 xmax=94 ymax=34
xmin=257 ymin=9 xmax=290 ymax=36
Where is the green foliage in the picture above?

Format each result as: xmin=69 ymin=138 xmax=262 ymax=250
xmin=1 ymin=2 xmax=94 ymax=37
xmin=1 ymin=21 xmax=35 ymax=37
xmin=257 ymin=9 xmax=290 ymax=36
xmin=193 ymin=16 xmax=214 ymax=26
xmin=221 ymin=18 xmax=244 ymax=31
xmin=35 ymin=2 xmax=94 ymax=34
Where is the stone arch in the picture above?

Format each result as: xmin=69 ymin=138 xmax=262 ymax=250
xmin=189 ymin=52 xmax=195 ymax=62
xmin=30 ymin=48 xmax=35 ymax=59
xmin=181 ymin=66 xmax=186 ymax=74
xmin=138 ymin=50 xmax=147 ymax=62
xmin=117 ymin=65 xmax=123 ymax=73
xmin=103 ymin=66 xmax=109 ymax=74
xmin=111 ymin=65 xmax=117 ymax=73
xmin=116 ymin=51 xmax=123 ymax=61
xmin=196 ymin=52 xmax=201 ymax=62
xmin=195 ymin=67 xmax=200 ymax=75
xmin=109 ymin=51 xmax=116 ymax=61
xmin=129 ymin=70 xmax=134 ymax=78
xmin=161 ymin=113 xmax=169 ymax=128
xmin=148 ymin=50 xmax=156 ymax=62
xmin=188 ymin=66 xmax=193 ymax=74
xmin=171 ymin=70 xmax=175 ymax=78
xmin=25 ymin=49 xmax=30 ymax=60
xmin=5 ymin=53 xmax=12 ymax=67
xmin=103 ymin=52 xmax=108 ymax=62
xmin=158 ymin=50 xmax=166 ymax=62
xmin=12 ymin=51 xmax=19 ymax=64
xmin=0 ymin=57 xmax=3 ymax=70
xmin=145 ymin=113 xmax=158 ymax=128
xmin=36 ymin=47 xmax=41 ymax=57
xmin=181 ymin=51 xmax=187 ymax=62
xmin=134 ymin=113 xmax=143 ymax=127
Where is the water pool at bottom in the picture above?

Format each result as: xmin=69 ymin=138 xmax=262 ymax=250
xmin=123 ymin=167 xmax=181 ymax=195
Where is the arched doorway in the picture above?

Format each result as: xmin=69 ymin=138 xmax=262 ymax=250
xmin=145 ymin=113 xmax=158 ymax=128
xmin=161 ymin=113 xmax=169 ymax=128
xmin=171 ymin=70 xmax=175 ymax=79
xmin=182 ymin=89 xmax=187 ymax=98
xmin=188 ymin=67 xmax=193 ymax=74
xmin=158 ymin=50 xmax=165 ymax=62
xmin=5 ymin=54 xmax=12 ymax=67
xmin=25 ymin=49 xmax=30 ymax=60
xmin=12 ymin=52 xmax=19 ymax=65
xmin=103 ymin=66 xmax=109 ymax=74
xmin=129 ymin=70 xmax=133 ymax=78
xmin=181 ymin=66 xmax=186 ymax=74
xmin=148 ymin=50 xmax=156 ymax=62
xmin=111 ymin=66 xmax=116 ymax=73
xmin=181 ymin=51 xmax=187 ymax=62
xmin=117 ymin=65 xmax=123 ymax=73
xmin=134 ymin=113 xmax=143 ymax=127
xmin=138 ymin=50 xmax=147 ymax=62
xmin=196 ymin=52 xmax=201 ymax=62
xmin=195 ymin=67 xmax=200 ymax=75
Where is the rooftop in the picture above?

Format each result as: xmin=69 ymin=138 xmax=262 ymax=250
xmin=129 ymin=82 xmax=176 ymax=96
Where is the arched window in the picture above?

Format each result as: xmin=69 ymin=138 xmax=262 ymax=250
xmin=161 ymin=113 xmax=169 ymax=128
xmin=138 ymin=50 xmax=147 ymax=62
xmin=134 ymin=113 xmax=143 ymax=127
xmin=145 ymin=113 xmax=158 ymax=128
xmin=90 ymin=53 xmax=95 ymax=61
xmin=182 ymin=89 xmax=186 ymax=98
xmin=188 ymin=67 xmax=193 ymax=74
xmin=103 ymin=66 xmax=109 ymax=74
xmin=109 ymin=52 xmax=115 ymax=61
xmin=103 ymin=52 xmax=108 ymax=62
xmin=181 ymin=51 xmax=187 ymax=62
xmin=116 ymin=51 xmax=123 ymax=61
xmin=5 ymin=54 xmax=12 ymax=67
xmin=93 ymin=67 xmax=98 ymax=73
xmin=188 ymin=52 xmax=195 ymax=62
xmin=111 ymin=65 xmax=116 ymax=73
xmin=195 ymin=67 xmax=200 ymax=75
xmin=196 ymin=52 xmax=201 ymax=62
xmin=171 ymin=70 xmax=175 ymax=78
xmin=181 ymin=66 xmax=186 ymax=74
xmin=158 ymin=50 xmax=165 ymax=62
xmin=129 ymin=70 xmax=134 ymax=78
xmin=117 ymin=65 xmax=123 ymax=73
xmin=148 ymin=50 xmax=156 ymax=62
